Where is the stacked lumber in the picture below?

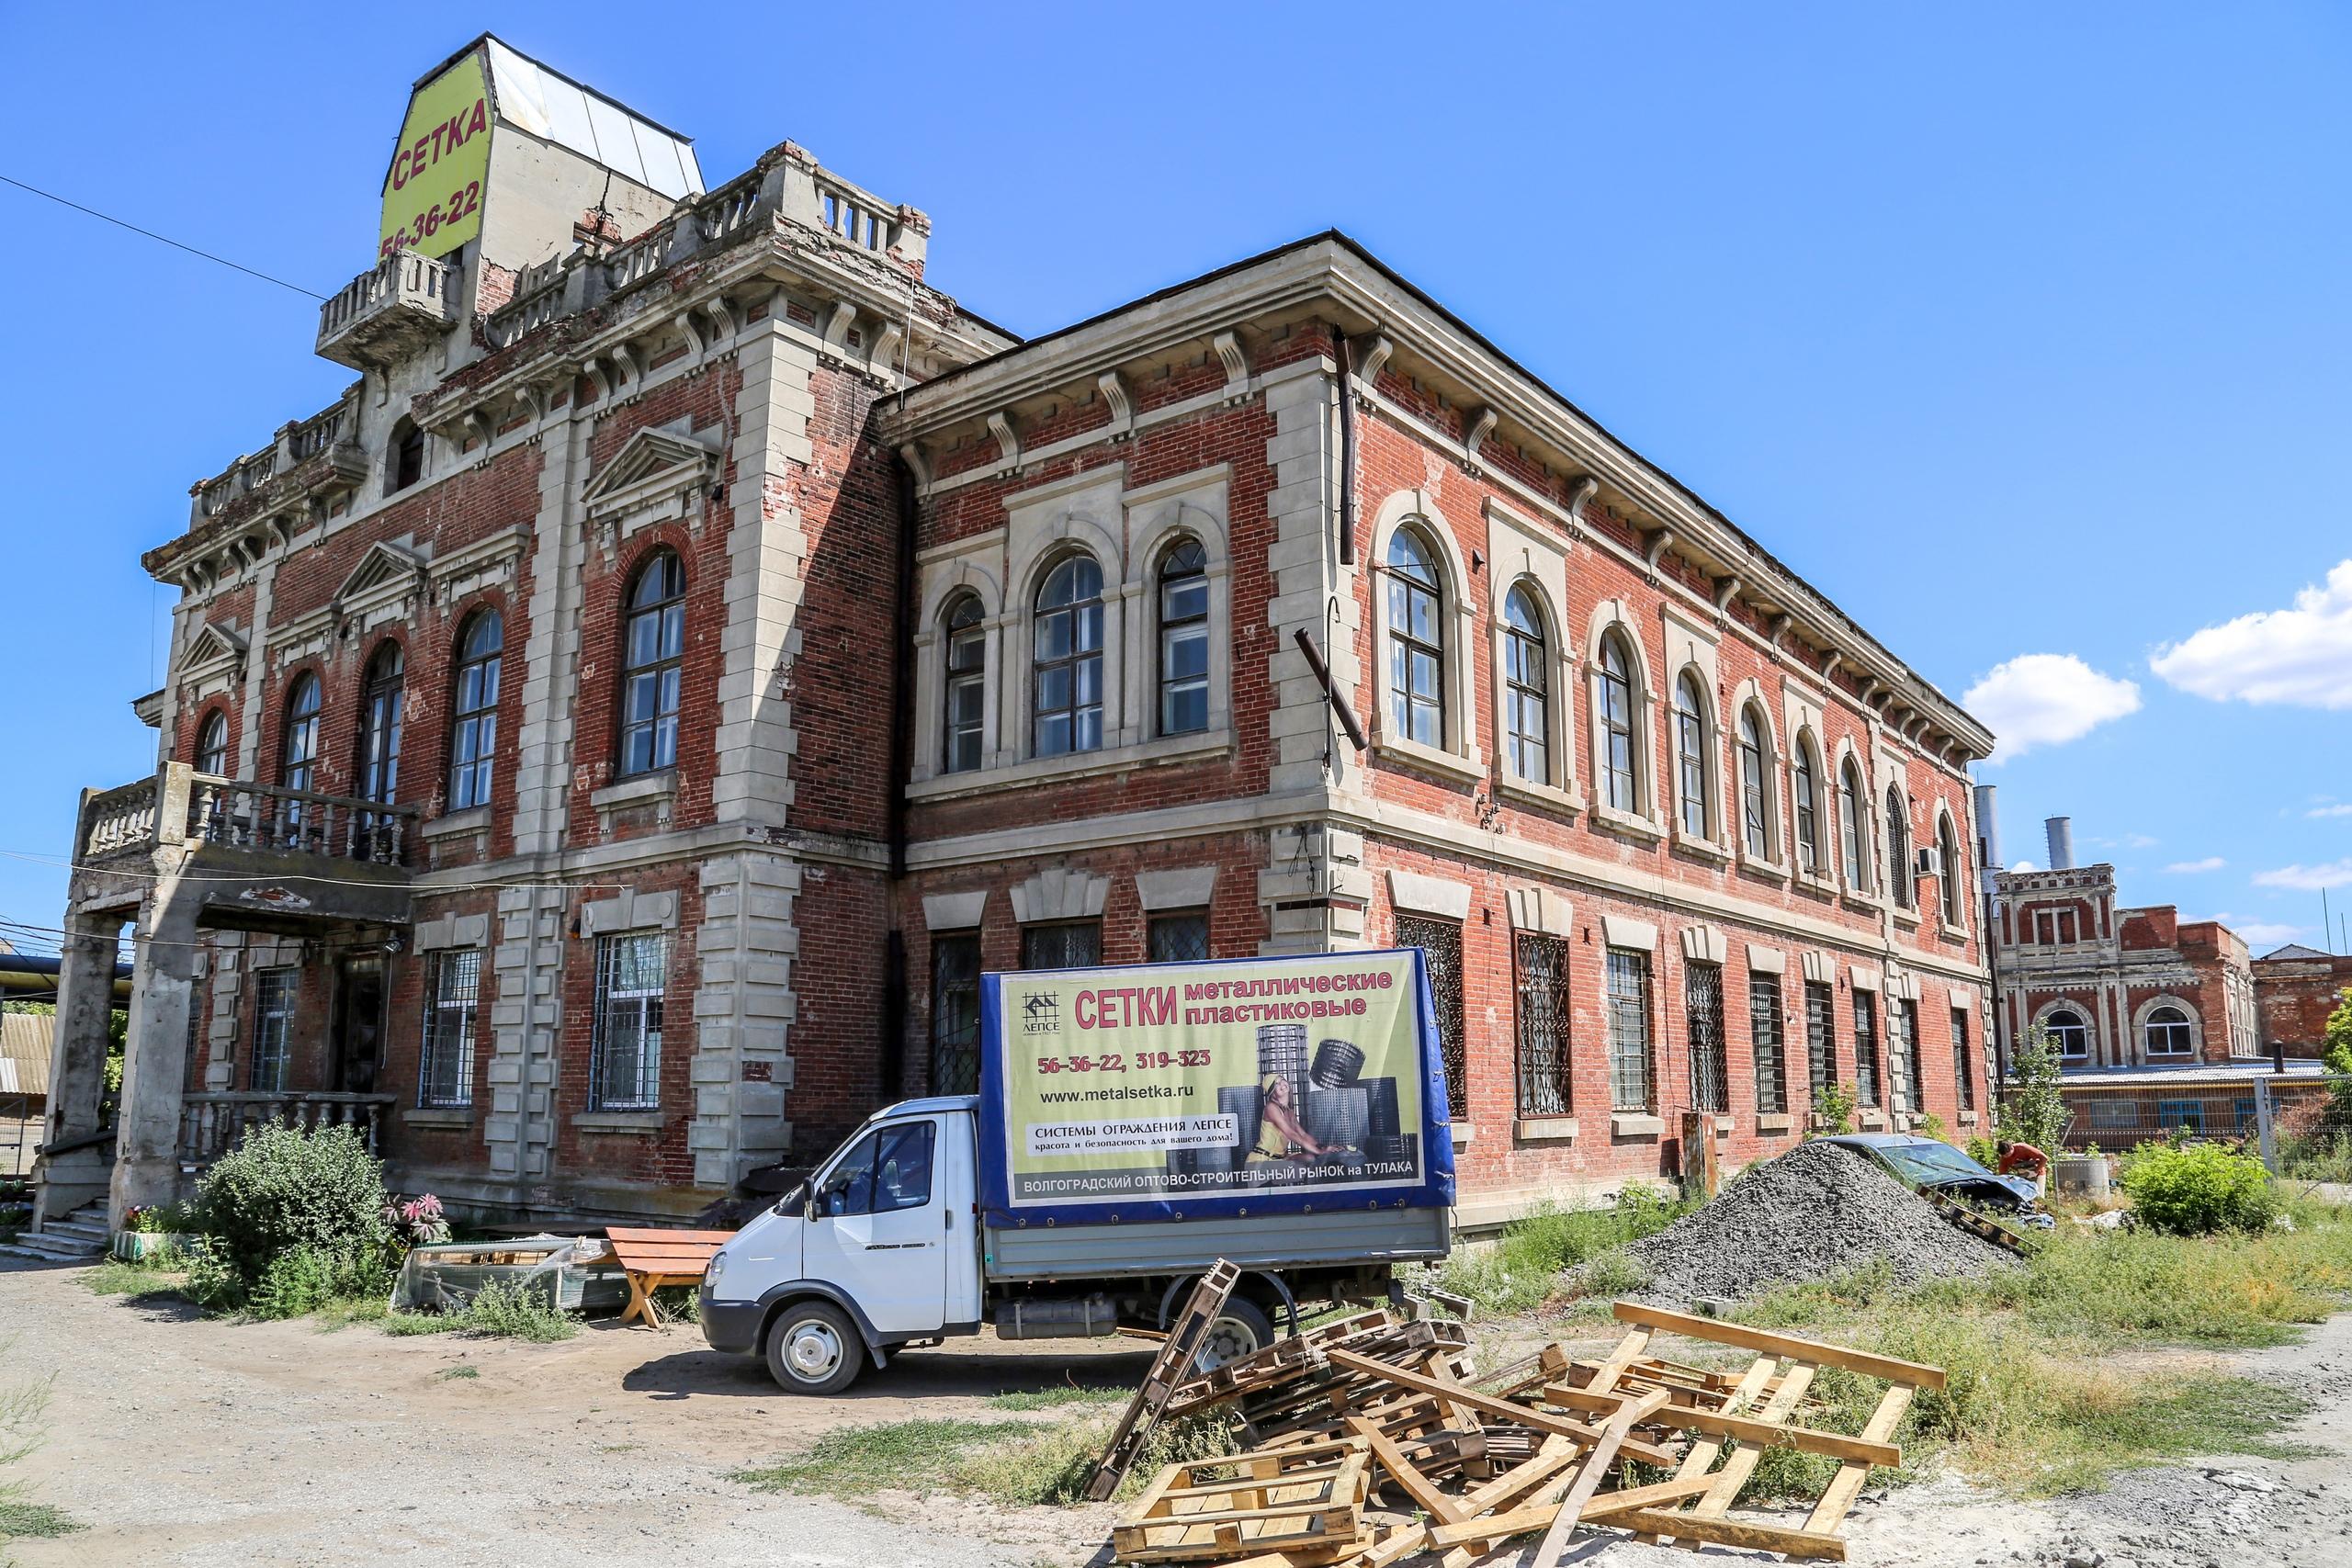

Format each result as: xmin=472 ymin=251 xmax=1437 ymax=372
xmin=1103 ymin=1293 xmax=1945 ymax=1567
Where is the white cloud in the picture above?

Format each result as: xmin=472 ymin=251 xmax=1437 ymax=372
xmin=2151 ymin=559 xmax=2352 ymax=708
xmin=2252 ymin=859 xmax=2352 ymax=892
xmin=2008 ymin=859 xmax=2041 ymax=873
xmin=2232 ymin=921 xmax=2310 ymax=948
xmin=2164 ymin=857 xmax=2226 ymax=874
xmin=1962 ymin=654 xmax=2143 ymax=763
xmin=2308 ymin=804 xmax=2352 ymax=819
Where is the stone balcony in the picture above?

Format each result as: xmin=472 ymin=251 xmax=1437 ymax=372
xmin=75 ymin=765 xmax=417 ymax=931
xmin=316 ymin=250 xmax=458 ymax=369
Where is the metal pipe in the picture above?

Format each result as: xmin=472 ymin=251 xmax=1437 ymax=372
xmin=1333 ymin=325 xmax=1357 ymax=568
xmin=1292 ymin=626 xmax=1367 ymax=751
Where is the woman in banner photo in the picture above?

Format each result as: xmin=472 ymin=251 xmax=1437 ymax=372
xmin=1256 ymin=1075 xmax=1340 ymax=1162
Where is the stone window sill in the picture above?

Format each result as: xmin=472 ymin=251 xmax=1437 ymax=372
xmin=1858 ymin=1108 xmax=1888 ymax=1129
xmin=1449 ymin=1120 xmax=1477 ymax=1145
xmin=1589 ymin=806 xmax=1665 ymax=846
xmin=575 ymin=1111 xmax=662 ymax=1135
xmin=1611 ymin=1112 xmax=1664 ymax=1138
xmin=591 ymin=770 xmax=677 ymax=812
xmin=1891 ymin=907 xmax=1923 ymax=931
xmin=1495 ymin=776 xmax=1584 ymax=818
xmin=1513 ymin=1116 xmax=1578 ymax=1143
xmin=908 ymin=729 xmax=1231 ymax=802
xmin=1372 ymin=732 xmax=1487 ymax=788
xmin=1842 ymin=888 xmax=1884 ymax=916
xmin=1736 ymin=849 xmax=1790 ymax=883
xmin=1938 ymin=920 xmax=1973 ymax=944
xmin=1758 ymin=1112 xmax=1793 ymax=1134
xmin=1959 ymin=1111 xmax=1980 ymax=1127
xmin=1671 ymin=829 xmax=1733 ymax=865
xmin=419 ymin=806 xmax=492 ymax=842
xmin=1793 ymin=868 xmax=1839 ymax=898
xmin=403 ymin=1107 xmax=474 ymax=1129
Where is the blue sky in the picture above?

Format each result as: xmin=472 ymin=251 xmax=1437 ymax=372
xmin=3 ymin=3 xmax=2348 ymax=954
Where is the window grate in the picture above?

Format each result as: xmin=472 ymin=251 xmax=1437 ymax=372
xmin=1750 ymin=974 xmax=1787 ymax=1115
xmin=419 ymin=949 xmax=481 ymax=1108
xmin=1805 ymin=980 xmax=1837 ymax=1098
xmin=929 ymin=932 xmax=980 ymax=1094
xmin=1148 ymin=913 xmax=1210 ymax=964
xmin=250 ymin=968 xmax=296 ymax=1092
xmin=1397 ymin=915 xmax=1465 ymax=1119
xmin=591 ymin=932 xmax=668 ymax=1111
xmin=1951 ymin=1006 xmax=1975 ymax=1112
xmin=1021 ymin=921 xmax=1101 ymax=970
xmin=1607 ymin=949 xmax=1653 ymax=1112
xmin=1513 ymin=932 xmax=1571 ymax=1117
xmin=1853 ymin=989 xmax=1882 ymax=1109
xmin=1685 ymin=961 xmax=1727 ymax=1113
xmin=1889 ymin=998 xmax=1921 ymax=1113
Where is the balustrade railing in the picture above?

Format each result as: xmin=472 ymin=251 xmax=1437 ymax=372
xmin=82 ymin=778 xmax=160 ymax=859
xmin=287 ymin=403 xmax=348 ymax=462
xmin=187 ymin=774 xmax=419 ymax=867
xmin=317 ymin=250 xmax=457 ymax=353
xmin=177 ymin=1092 xmax=394 ymax=1167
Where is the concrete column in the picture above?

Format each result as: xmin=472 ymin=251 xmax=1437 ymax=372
xmin=32 ymin=907 xmax=126 ymax=1225
xmin=108 ymin=881 xmax=201 ymax=1224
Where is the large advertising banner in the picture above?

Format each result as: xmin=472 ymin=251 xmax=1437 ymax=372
xmin=977 ymin=950 xmax=1455 ymax=1225
xmin=379 ymin=51 xmax=492 ymax=260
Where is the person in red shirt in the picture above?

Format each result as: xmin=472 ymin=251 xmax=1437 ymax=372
xmin=1995 ymin=1140 xmax=2049 ymax=1182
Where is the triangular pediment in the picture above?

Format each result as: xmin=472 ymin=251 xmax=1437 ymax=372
xmin=583 ymin=426 xmax=719 ymax=519
xmin=181 ymin=623 xmax=248 ymax=675
xmin=332 ymin=541 xmax=426 ymax=606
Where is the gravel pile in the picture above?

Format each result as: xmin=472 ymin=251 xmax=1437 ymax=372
xmin=1616 ymin=1139 xmax=2017 ymax=1303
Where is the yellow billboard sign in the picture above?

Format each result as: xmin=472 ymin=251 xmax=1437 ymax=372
xmin=379 ymin=52 xmax=492 ymax=260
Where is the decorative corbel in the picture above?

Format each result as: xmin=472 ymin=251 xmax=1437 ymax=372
xmin=1353 ymin=333 xmax=1395 ymax=392
xmin=677 ymin=309 xmax=707 ymax=362
xmin=987 ymin=411 xmax=1022 ymax=475
xmin=1098 ymin=370 xmax=1134 ymax=441
xmin=582 ymin=357 xmax=611 ymax=403
xmin=1644 ymin=528 xmax=1675 ymax=579
xmin=1564 ymin=475 xmax=1599 ymax=542
xmin=1463 ymin=405 xmax=1498 ymax=469
xmin=704 ymin=293 xmax=740 ymax=342
xmin=463 ymin=410 xmax=492 ymax=452
xmin=609 ymin=342 xmax=639 ymax=387
xmin=871 ymin=321 xmax=904 ymax=373
xmin=1212 ymin=331 xmax=1250 ymax=403
xmin=1821 ymin=649 xmax=1846 ymax=685
xmin=897 ymin=442 xmax=933 ymax=491
xmin=1713 ymin=575 xmax=1743 ymax=614
xmin=824 ymin=300 xmax=858 ymax=353
xmin=1770 ymin=613 xmax=1793 ymax=655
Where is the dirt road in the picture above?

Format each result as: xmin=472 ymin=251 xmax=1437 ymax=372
xmin=8 ymin=1253 xmax=2352 ymax=1568
xmin=0 ymin=1257 xmax=1136 ymax=1567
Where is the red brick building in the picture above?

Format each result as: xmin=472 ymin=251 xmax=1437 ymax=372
xmin=2249 ymin=943 xmax=2352 ymax=1059
xmin=38 ymin=37 xmax=1995 ymax=1234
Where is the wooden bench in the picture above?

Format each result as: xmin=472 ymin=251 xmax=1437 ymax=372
xmin=599 ymin=1227 xmax=734 ymax=1328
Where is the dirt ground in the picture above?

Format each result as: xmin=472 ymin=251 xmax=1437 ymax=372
xmin=7 ymin=1255 xmax=2352 ymax=1568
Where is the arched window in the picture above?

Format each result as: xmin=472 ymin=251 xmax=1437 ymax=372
xmin=1939 ymin=813 xmax=1963 ymax=925
xmin=1157 ymin=538 xmax=1209 ymax=736
xmin=619 ymin=550 xmax=685 ymax=777
xmin=1033 ymin=554 xmax=1103 ymax=757
xmin=1597 ymin=633 xmax=1638 ymax=812
xmin=1792 ymin=734 xmax=1822 ymax=874
xmin=1385 ymin=528 xmax=1443 ymax=747
xmin=2144 ymin=1005 xmax=2195 ymax=1056
xmin=447 ymin=610 xmax=502 ymax=810
xmin=195 ymin=710 xmax=230 ymax=776
xmin=1673 ymin=672 xmax=1710 ymax=839
xmin=1737 ymin=705 xmax=1770 ymax=858
xmin=941 ymin=594 xmax=986 ymax=773
xmin=1838 ymin=760 xmax=1869 ymax=889
xmin=357 ymin=642 xmax=405 ymax=807
xmin=2044 ymin=1007 xmax=2089 ymax=1059
xmin=388 ymin=419 xmax=424 ymax=495
xmin=1885 ymin=785 xmax=1913 ymax=909
xmin=280 ymin=672 xmax=322 ymax=794
xmin=1501 ymin=585 xmax=1548 ymax=783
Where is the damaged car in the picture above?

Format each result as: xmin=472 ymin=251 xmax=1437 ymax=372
xmin=1820 ymin=1133 xmax=2056 ymax=1227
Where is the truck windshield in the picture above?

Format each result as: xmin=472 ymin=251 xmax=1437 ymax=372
xmin=815 ymin=1121 xmax=936 ymax=1216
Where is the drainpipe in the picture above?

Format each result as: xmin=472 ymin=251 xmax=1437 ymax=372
xmin=1332 ymin=325 xmax=1356 ymax=569
xmin=879 ymin=450 xmax=920 ymax=1103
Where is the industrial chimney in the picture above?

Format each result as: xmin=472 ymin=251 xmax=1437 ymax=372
xmin=1973 ymin=784 xmax=2001 ymax=875
xmin=2045 ymin=816 xmax=2075 ymax=872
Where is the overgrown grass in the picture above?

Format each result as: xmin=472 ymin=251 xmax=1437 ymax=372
xmin=1700 ymin=1207 xmax=2352 ymax=1497
xmin=0 ymin=1500 xmax=79 ymax=1540
xmin=735 ymin=1409 xmax=1243 ymax=1508
xmin=78 ymin=1257 xmax=187 ymax=1300
xmin=379 ymin=1278 xmax=578 ymax=1343
xmin=985 ymin=1382 xmax=1127 ymax=1412
xmin=1410 ymin=1189 xmax=1690 ymax=1315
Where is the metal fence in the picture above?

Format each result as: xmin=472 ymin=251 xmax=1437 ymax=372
xmin=2042 ymin=1073 xmax=2352 ymax=1194
xmin=0 ymin=1092 xmax=40 ymax=1179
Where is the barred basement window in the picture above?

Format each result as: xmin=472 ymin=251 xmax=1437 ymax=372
xmin=1685 ymin=960 xmax=1727 ymax=1114
xmin=1750 ymin=973 xmax=1787 ymax=1115
xmin=929 ymin=932 xmax=980 ymax=1094
xmin=1890 ymin=998 xmax=1921 ymax=1112
xmin=1804 ymin=980 xmax=1838 ymax=1099
xmin=418 ymin=948 xmax=481 ymax=1109
xmin=1853 ymin=989 xmax=1882 ymax=1109
xmin=1397 ymin=915 xmax=1465 ymax=1120
xmin=1022 ymin=921 xmax=1101 ymax=970
xmin=1512 ymin=932 xmax=1571 ymax=1117
xmin=250 ymin=967 xmax=296 ymax=1092
xmin=1148 ymin=913 xmax=1210 ymax=964
xmin=591 ymin=931 xmax=668 ymax=1111
xmin=1951 ymin=1006 xmax=1975 ymax=1111
xmin=1607 ymin=949 xmax=1653 ymax=1112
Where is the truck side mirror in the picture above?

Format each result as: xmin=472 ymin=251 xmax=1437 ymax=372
xmin=774 ymin=1181 xmax=808 ymax=1219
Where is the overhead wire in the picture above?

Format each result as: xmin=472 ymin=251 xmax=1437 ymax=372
xmin=0 ymin=173 xmax=328 ymax=300
xmin=0 ymin=846 xmax=633 ymax=895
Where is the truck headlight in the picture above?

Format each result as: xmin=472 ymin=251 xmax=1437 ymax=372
xmin=705 ymin=1248 xmax=729 ymax=1291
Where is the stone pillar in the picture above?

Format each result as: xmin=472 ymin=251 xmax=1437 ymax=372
xmin=108 ymin=882 xmax=201 ymax=1224
xmin=32 ymin=908 xmax=127 ymax=1225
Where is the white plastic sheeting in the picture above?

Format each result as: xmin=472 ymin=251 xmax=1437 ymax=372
xmin=483 ymin=38 xmax=701 ymax=200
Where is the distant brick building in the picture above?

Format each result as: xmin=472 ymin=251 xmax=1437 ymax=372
xmin=40 ymin=35 xmax=1995 ymax=1234
xmin=2249 ymin=944 xmax=2352 ymax=1059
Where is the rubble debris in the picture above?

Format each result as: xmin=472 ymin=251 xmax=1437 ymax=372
xmin=1613 ymin=1139 xmax=2018 ymax=1304
xmin=1103 ymin=1281 xmax=1949 ymax=1566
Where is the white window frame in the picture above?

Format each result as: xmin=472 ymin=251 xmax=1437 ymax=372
xmin=1585 ymin=600 xmax=1661 ymax=837
xmin=418 ymin=947 xmax=481 ymax=1109
xmin=1369 ymin=493 xmax=1482 ymax=782
xmin=591 ymin=931 xmax=670 ymax=1111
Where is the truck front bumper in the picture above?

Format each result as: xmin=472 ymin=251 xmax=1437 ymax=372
xmin=699 ymin=1283 xmax=763 ymax=1355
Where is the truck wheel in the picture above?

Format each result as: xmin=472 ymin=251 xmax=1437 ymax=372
xmin=764 ymin=1301 xmax=865 ymax=1394
xmin=1191 ymin=1297 xmax=1274 ymax=1375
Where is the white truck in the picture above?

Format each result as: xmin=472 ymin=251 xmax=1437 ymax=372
xmin=699 ymin=949 xmax=1456 ymax=1393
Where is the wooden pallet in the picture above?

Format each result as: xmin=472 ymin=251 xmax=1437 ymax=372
xmin=1089 ymin=1260 xmax=1244 ymax=1502
xmin=1922 ymin=1185 xmax=2037 ymax=1256
xmin=1113 ymin=1436 xmax=1371 ymax=1563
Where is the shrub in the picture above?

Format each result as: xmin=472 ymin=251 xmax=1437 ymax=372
xmin=1917 ymin=1111 xmax=1951 ymax=1145
xmin=1964 ymin=1134 xmax=2000 ymax=1170
xmin=2120 ymin=1141 xmax=2276 ymax=1235
xmin=1996 ymin=1026 xmax=2069 ymax=1155
xmin=243 ymin=1246 xmax=394 ymax=1321
xmin=1812 ymin=1081 xmax=1859 ymax=1136
xmin=450 ymin=1278 xmax=577 ymax=1342
xmin=193 ymin=1122 xmax=390 ymax=1290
